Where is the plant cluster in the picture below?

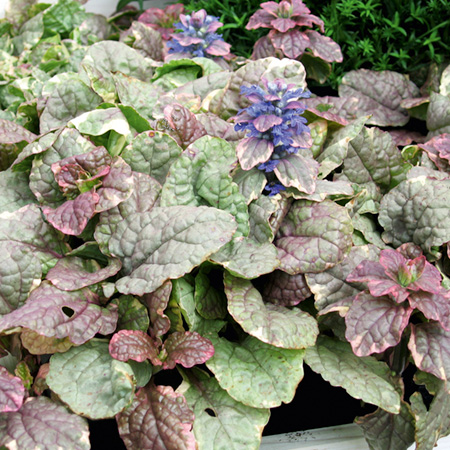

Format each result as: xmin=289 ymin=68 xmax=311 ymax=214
xmin=1 ymin=1 xmax=450 ymax=450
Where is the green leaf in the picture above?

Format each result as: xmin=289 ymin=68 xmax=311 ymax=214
xmin=42 ymin=0 xmax=87 ymax=36
xmin=379 ymin=168 xmax=450 ymax=253
xmin=304 ymin=336 xmax=401 ymax=414
xmin=232 ymin=167 xmax=266 ymax=205
xmin=95 ymin=172 xmax=161 ymax=254
xmin=410 ymin=378 xmax=450 ymax=450
xmin=121 ymin=131 xmax=182 ymax=185
xmin=0 ymin=169 xmax=36 ymax=214
xmin=113 ymin=72 xmax=163 ymax=121
xmin=210 ymin=237 xmax=280 ymax=278
xmin=47 ymin=340 xmax=135 ymax=419
xmin=0 ymin=242 xmax=41 ymax=315
xmin=110 ymin=206 xmax=237 ymax=296
xmin=276 ymin=199 xmax=353 ymax=274
xmin=182 ymin=370 xmax=270 ymax=450
xmin=112 ymin=295 xmax=150 ymax=332
xmin=224 ymin=273 xmax=318 ymax=349
xmin=80 ymin=41 xmax=154 ymax=84
xmin=69 ymin=107 xmax=131 ymax=138
xmin=336 ymin=126 xmax=410 ymax=193
xmin=206 ymin=334 xmax=305 ymax=408
xmin=40 ymin=73 xmax=102 ymax=133
xmin=194 ymin=264 xmax=227 ymax=320
xmin=317 ymin=116 xmax=368 ymax=178
xmin=161 ymin=136 xmax=249 ymax=238
xmin=356 ymin=402 xmax=415 ymax=450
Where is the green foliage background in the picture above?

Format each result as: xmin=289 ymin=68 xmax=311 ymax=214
xmin=179 ymin=0 xmax=450 ymax=89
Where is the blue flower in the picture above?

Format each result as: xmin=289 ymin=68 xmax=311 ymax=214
xmin=264 ymin=181 xmax=286 ymax=196
xmin=167 ymin=9 xmax=231 ymax=59
xmin=234 ymin=77 xmax=311 ymax=193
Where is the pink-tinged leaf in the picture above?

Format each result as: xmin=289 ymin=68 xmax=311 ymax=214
xmin=347 ymin=259 xmax=409 ymax=302
xmin=251 ymin=36 xmax=282 ymax=60
xmin=276 ymin=199 xmax=353 ymax=274
xmin=409 ymin=291 xmax=450 ymax=330
xmin=304 ymin=96 xmax=357 ymax=125
xmin=269 ymin=29 xmax=310 ymax=59
xmin=262 ymin=270 xmax=311 ymax=306
xmin=253 ymin=114 xmax=283 ymax=132
xmin=418 ymin=134 xmax=450 ymax=172
xmin=270 ymin=17 xmax=297 ymax=33
xmin=345 ymin=292 xmax=413 ymax=356
xmin=236 ymin=137 xmax=273 ymax=170
xmin=0 ymin=397 xmax=90 ymax=450
xmin=0 ymin=366 xmax=25 ymax=412
xmin=117 ymin=385 xmax=196 ymax=450
xmin=304 ymin=30 xmax=343 ymax=63
xmin=109 ymin=330 xmax=161 ymax=364
xmin=51 ymin=146 xmax=112 ymax=180
xmin=389 ymin=129 xmax=425 ymax=146
xmin=0 ymin=119 xmax=36 ymax=145
xmin=162 ymin=331 xmax=215 ymax=369
xmin=274 ymin=153 xmax=318 ymax=194
xmin=43 ymin=190 xmax=99 ymax=235
xmin=143 ymin=281 xmax=172 ymax=341
xmin=164 ymin=104 xmax=207 ymax=149
xmin=206 ymin=40 xmax=231 ymax=57
xmin=175 ymin=35 xmax=204 ymax=46
xmin=246 ymin=8 xmax=276 ymax=29
xmin=46 ymin=256 xmax=122 ymax=291
xmin=339 ymin=69 xmax=420 ymax=127
xmin=409 ymin=323 xmax=450 ymax=381
xmin=95 ymin=157 xmax=134 ymax=212
xmin=0 ymin=282 xmax=117 ymax=345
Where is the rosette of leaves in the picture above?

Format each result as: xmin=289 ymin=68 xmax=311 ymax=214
xmin=246 ymin=0 xmax=343 ymax=82
xmin=324 ymin=243 xmax=450 ymax=376
xmin=233 ymin=77 xmax=317 ymax=196
xmin=167 ymin=9 xmax=231 ymax=59
xmin=138 ymin=3 xmax=185 ymax=40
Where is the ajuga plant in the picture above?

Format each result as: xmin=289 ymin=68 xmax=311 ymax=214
xmin=166 ymin=9 xmax=231 ymax=59
xmin=137 ymin=3 xmax=185 ymax=40
xmin=2 ymin=1 xmax=450 ymax=450
xmin=245 ymin=0 xmax=343 ymax=83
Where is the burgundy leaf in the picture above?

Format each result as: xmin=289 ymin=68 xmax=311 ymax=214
xmin=95 ymin=157 xmax=134 ymax=212
xmin=409 ymin=323 xmax=450 ymax=381
xmin=143 ymin=281 xmax=172 ymax=342
xmin=0 ymin=397 xmax=90 ymax=450
xmin=51 ymin=146 xmax=112 ymax=179
xmin=0 ymin=366 xmax=25 ymax=413
xmin=109 ymin=329 xmax=161 ymax=365
xmin=43 ymin=190 xmax=99 ymax=235
xmin=46 ymin=256 xmax=122 ymax=291
xmin=269 ymin=29 xmax=310 ymax=59
xmin=262 ymin=270 xmax=311 ymax=306
xmin=162 ymin=331 xmax=215 ymax=369
xmin=409 ymin=291 xmax=450 ymax=330
xmin=116 ymin=384 xmax=195 ymax=450
xmin=345 ymin=292 xmax=413 ymax=356
xmin=236 ymin=137 xmax=274 ymax=170
xmin=418 ymin=134 xmax=450 ymax=172
xmin=0 ymin=282 xmax=117 ymax=345
xmin=164 ymin=104 xmax=207 ymax=149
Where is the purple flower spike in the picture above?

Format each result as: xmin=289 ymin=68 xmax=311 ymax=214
xmin=167 ymin=9 xmax=231 ymax=59
xmin=234 ymin=77 xmax=312 ymax=194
